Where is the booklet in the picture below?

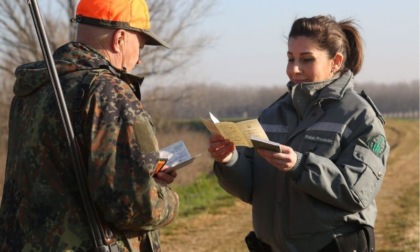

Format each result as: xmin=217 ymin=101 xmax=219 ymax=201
xmin=201 ymin=112 xmax=270 ymax=148
xmin=153 ymin=158 xmax=169 ymax=176
xmin=250 ymin=136 xmax=282 ymax=153
xmin=154 ymin=140 xmax=201 ymax=174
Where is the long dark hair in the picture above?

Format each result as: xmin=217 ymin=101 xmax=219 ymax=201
xmin=288 ymin=15 xmax=364 ymax=75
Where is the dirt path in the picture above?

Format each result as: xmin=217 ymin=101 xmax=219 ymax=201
xmin=161 ymin=200 xmax=252 ymax=252
xmin=374 ymin=120 xmax=419 ymax=250
xmin=160 ymin=119 xmax=419 ymax=251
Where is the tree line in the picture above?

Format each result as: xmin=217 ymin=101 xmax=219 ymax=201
xmin=142 ymin=80 xmax=419 ymax=123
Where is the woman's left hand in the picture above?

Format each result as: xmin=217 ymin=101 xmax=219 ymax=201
xmin=256 ymin=145 xmax=297 ymax=172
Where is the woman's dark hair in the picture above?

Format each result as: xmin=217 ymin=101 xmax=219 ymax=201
xmin=288 ymin=15 xmax=364 ymax=75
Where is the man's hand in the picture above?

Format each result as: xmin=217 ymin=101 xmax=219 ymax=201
xmin=154 ymin=168 xmax=177 ymax=185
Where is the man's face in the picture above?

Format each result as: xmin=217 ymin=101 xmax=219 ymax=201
xmin=121 ymin=31 xmax=146 ymax=73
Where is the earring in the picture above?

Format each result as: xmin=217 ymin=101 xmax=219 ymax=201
xmin=330 ymin=67 xmax=335 ymax=75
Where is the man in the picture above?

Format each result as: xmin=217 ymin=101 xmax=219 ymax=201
xmin=0 ymin=0 xmax=178 ymax=251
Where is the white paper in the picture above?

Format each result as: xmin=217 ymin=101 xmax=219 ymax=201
xmin=160 ymin=141 xmax=193 ymax=168
xmin=209 ymin=112 xmax=220 ymax=123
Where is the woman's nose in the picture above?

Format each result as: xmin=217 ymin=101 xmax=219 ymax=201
xmin=292 ymin=64 xmax=301 ymax=74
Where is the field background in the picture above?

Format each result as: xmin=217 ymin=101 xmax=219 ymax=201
xmin=0 ymin=118 xmax=419 ymax=251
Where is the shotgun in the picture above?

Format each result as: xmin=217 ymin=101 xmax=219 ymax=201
xmin=26 ymin=1 xmax=118 ymax=251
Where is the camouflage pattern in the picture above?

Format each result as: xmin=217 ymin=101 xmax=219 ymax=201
xmin=0 ymin=42 xmax=178 ymax=251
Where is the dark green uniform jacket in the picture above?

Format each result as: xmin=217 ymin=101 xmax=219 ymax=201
xmin=0 ymin=42 xmax=178 ymax=251
xmin=215 ymin=71 xmax=389 ymax=252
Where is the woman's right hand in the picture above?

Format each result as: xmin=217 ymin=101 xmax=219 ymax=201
xmin=207 ymin=135 xmax=235 ymax=164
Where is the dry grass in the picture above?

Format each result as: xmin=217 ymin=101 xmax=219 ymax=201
xmin=375 ymin=119 xmax=419 ymax=251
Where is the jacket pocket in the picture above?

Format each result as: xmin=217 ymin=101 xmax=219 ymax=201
xmin=133 ymin=110 xmax=159 ymax=153
xmin=287 ymin=191 xmax=346 ymax=238
xmin=351 ymin=145 xmax=385 ymax=208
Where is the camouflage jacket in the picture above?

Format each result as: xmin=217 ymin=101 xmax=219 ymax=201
xmin=0 ymin=42 xmax=178 ymax=252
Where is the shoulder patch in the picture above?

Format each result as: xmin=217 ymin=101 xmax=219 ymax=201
xmin=368 ymin=134 xmax=386 ymax=156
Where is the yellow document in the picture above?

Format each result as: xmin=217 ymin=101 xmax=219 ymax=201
xmin=201 ymin=112 xmax=269 ymax=147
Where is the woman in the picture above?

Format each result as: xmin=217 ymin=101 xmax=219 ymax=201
xmin=208 ymin=15 xmax=389 ymax=252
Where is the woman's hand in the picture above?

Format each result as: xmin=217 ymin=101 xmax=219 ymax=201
xmin=256 ymin=144 xmax=297 ymax=172
xmin=207 ymin=135 xmax=235 ymax=163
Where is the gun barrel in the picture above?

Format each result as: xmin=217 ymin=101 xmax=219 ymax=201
xmin=26 ymin=0 xmax=108 ymax=250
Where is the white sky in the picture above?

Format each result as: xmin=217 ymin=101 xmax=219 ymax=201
xmin=172 ymin=0 xmax=419 ymax=87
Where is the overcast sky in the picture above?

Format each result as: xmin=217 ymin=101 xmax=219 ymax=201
xmin=172 ymin=0 xmax=419 ymax=87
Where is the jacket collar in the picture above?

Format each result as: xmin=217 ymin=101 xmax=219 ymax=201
xmin=318 ymin=70 xmax=353 ymax=100
xmin=283 ymin=70 xmax=353 ymax=105
xmin=14 ymin=42 xmax=144 ymax=97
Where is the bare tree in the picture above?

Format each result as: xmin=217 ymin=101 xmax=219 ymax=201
xmin=0 ymin=0 xmax=77 ymax=147
xmin=0 ymin=0 xmax=217 ymax=145
xmin=0 ymin=0 xmax=216 ymax=79
xmin=0 ymin=1 xmax=72 ymax=75
xmin=140 ymin=0 xmax=216 ymax=77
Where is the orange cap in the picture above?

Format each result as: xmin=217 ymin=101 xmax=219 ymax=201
xmin=75 ymin=0 xmax=169 ymax=48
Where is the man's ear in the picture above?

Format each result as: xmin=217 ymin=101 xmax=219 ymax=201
xmin=112 ymin=29 xmax=126 ymax=53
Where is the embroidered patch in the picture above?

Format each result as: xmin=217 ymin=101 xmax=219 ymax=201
xmin=368 ymin=134 xmax=386 ymax=156
xmin=304 ymin=134 xmax=334 ymax=145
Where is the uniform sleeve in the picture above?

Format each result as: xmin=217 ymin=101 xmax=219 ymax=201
xmin=288 ymin=114 xmax=389 ymax=212
xmin=213 ymin=147 xmax=254 ymax=204
xmin=84 ymin=77 xmax=178 ymax=231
